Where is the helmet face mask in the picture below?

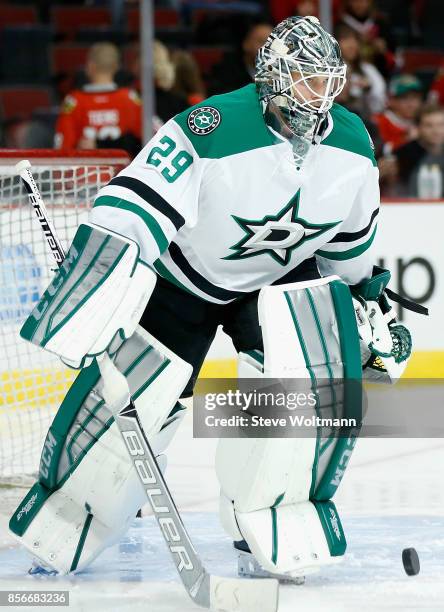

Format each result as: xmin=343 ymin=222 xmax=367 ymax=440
xmin=256 ymin=16 xmax=347 ymax=138
xmin=286 ymin=63 xmax=346 ymax=114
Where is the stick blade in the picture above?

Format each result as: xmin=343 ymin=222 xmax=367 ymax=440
xmin=210 ymin=576 xmax=279 ymax=612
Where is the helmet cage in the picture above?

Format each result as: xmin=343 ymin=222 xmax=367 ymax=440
xmin=256 ymin=17 xmax=347 ymax=121
xmin=273 ymin=57 xmax=346 ymax=114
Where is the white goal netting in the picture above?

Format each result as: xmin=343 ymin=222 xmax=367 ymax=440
xmin=0 ymin=150 xmax=128 ymax=486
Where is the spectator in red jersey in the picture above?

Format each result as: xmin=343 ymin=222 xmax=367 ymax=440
xmin=54 ymin=42 xmax=142 ymax=157
xmin=373 ymin=74 xmax=423 ymax=153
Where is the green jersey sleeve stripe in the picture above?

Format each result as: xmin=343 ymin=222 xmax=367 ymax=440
xmin=329 ymin=207 xmax=379 ymax=243
xmin=108 ymin=176 xmax=185 ymax=230
xmin=94 ymin=195 xmax=169 ymax=253
xmin=316 ymin=225 xmax=377 ymax=261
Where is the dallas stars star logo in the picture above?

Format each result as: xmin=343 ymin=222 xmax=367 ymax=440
xmin=224 ymin=190 xmax=340 ymax=266
xmin=187 ymin=106 xmax=221 ymax=135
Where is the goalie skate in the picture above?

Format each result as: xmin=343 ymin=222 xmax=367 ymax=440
xmin=235 ymin=541 xmax=305 ymax=585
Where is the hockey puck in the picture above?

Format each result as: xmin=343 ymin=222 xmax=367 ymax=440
xmin=402 ymin=547 xmax=420 ymax=576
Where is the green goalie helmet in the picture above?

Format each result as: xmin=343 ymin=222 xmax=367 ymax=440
xmin=255 ymin=16 xmax=346 ymax=140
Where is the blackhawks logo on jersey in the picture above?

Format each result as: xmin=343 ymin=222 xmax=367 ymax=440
xmin=224 ymin=190 xmax=340 ymax=266
xmin=61 ymin=95 xmax=77 ymax=114
xmin=187 ymin=106 xmax=221 ymax=135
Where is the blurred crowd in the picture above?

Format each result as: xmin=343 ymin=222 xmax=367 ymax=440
xmin=0 ymin=0 xmax=443 ymax=198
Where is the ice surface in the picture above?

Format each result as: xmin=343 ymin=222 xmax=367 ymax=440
xmin=1 ymin=406 xmax=444 ymax=611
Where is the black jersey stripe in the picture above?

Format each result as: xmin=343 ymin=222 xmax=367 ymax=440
xmin=108 ymin=176 xmax=185 ymax=230
xmin=328 ymin=207 xmax=379 ymax=243
xmin=168 ymin=242 xmax=244 ymax=301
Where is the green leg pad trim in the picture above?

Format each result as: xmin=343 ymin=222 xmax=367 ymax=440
xmin=313 ymin=500 xmax=347 ymax=557
xmin=9 ymin=482 xmax=52 ymax=537
xmin=70 ymin=511 xmax=93 ymax=572
xmin=312 ymin=428 xmax=360 ymax=501
xmin=313 ymin=281 xmax=363 ymax=501
xmin=270 ymin=492 xmax=285 ymax=565
xmin=271 ymin=507 xmax=278 ymax=565
xmin=40 ymin=360 xmax=101 ymax=489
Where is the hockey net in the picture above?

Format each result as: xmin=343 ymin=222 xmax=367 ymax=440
xmin=0 ymin=149 xmax=129 ymax=486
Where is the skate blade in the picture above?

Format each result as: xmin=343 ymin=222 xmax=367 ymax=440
xmin=238 ymin=551 xmax=305 ymax=585
xmin=28 ymin=564 xmax=58 ymax=576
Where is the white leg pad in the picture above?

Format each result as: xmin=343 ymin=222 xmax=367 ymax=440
xmin=216 ymin=435 xmax=344 ymax=577
xmin=222 ymin=495 xmax=342 ymax=576
xmin=216 ymin=437 xmax=317 ymax=510
xmin=217 ymin=276 xmax=360 ymax=577
xmin=9 ymin=327 xmax=191 ymax=574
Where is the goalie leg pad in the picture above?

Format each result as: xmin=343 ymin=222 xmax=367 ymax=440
xmin=221 ymin=493 xmax=346 ymax=577
xmin=9 ymin=326 xmax=192 ymax=574
xmin=218 ymin=276 xmax=362 ymax=576
xmin=217 ymin=437 xmax=345 ymax=576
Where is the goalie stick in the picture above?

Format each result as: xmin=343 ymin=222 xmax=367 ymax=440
xmin=15 ymin=159 xmax=279 ymax=612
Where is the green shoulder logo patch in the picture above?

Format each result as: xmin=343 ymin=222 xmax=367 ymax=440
xmin=187 ymin=106 xmax=221 ymax=135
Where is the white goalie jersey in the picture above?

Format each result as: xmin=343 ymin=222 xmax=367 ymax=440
xmin=90 ymin=84 xmax=379 ymax=303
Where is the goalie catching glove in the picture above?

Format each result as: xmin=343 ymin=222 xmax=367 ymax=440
xmin=20 ymin=222 xmax=155 ymax=368
xmin=351 ymin=266 xmax=428 ymax=382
